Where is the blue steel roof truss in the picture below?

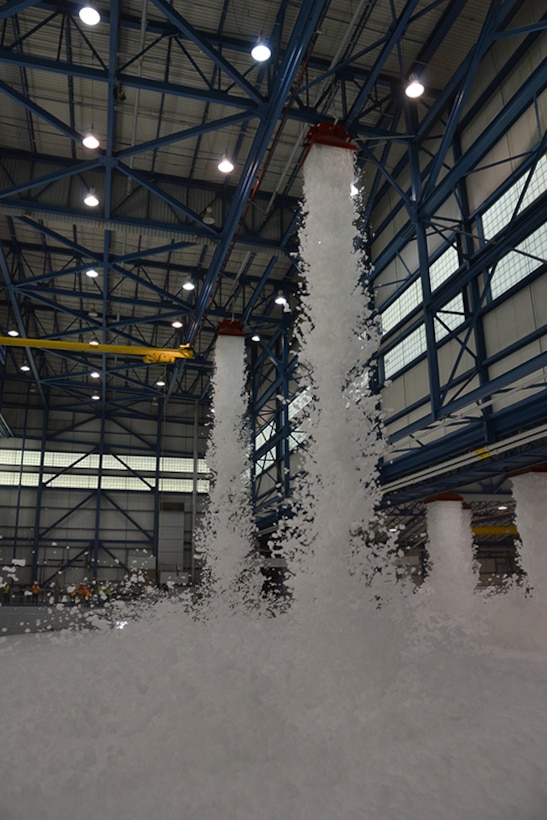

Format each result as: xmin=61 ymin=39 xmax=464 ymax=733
xmin=0 ymin=0 xmax=544 ymax=544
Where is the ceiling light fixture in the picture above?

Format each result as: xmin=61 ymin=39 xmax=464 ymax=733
xmin=202 ymin=207 xmax=216 ymax=225
xmin=274 ymin=291 xmax=287 ymax=305
xmin=218 ymin=157 xmax=234 ymax=174
xmin=83 ymin=189 xmax=99 ymax=207
xmin=156 ymin=379 xmax=166 ymax=387
xmin=90 ymin=371 xmax=100 ymax=379
xmin=89 ymin=339 xmax=99 ymax=346
xmin=7 ymin=329 xmax=19 ymax=337
xmin=91 ymin=393 xmax=100 ymax=400
xmin=405 ymin=74 xmax=424 ymax=98
xmin=82 ymin=132 xmax=100 ymax=150
xmin=251 ymin=334 xmax=261 ymax=342
xmin=79 ymin=5 xmax=101 ymax=26
xmin=85 ymin=268 xmax=99 ymax=278
xmin=20 ymin=364 xmax=30 ymax=372
xmin=251 ymin=41 xmax=271 ymax=62
xmin=182 ymin=278 xmax=195 ymax=291
xmin=171 ymin=320 xmax=183 ymax=329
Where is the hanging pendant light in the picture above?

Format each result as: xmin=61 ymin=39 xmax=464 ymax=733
xmin=79 ymin=5 xmax=101 ymax=26
xmin=203 ymin=207 xmax=216 ymax=225
xmin=82 ymin=132 xmax=100 ymax=150
xmin=84 ymin=189 xmax=99 ymax=207
xmin=218 ymin=157 xmax=234 ymax=174
xmin=405 ymin=74 xmax=425 ymax=98
xmin=251 ymin=40 xmax=271 ymax=62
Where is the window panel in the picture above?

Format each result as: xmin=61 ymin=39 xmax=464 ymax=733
xmin=383 ymin=325 xmax=427 ymax=379
xmin=0 ymin=471 xmax=41 ymax=486
xmin=519 ymin=154 xmax=547 ymax=214
xmin=490 ymin=224 xmax=547 ymax=300
xmin=381 ymin=278 xmax=423 ymax=334
xmin=482 ymin=153 xmax=547 ymax=240
xmin=0 ymin=450 xmax=211 ymax=492
xmin=434 ymin=293 xmax=465 ymax=341
xmin=429 ymin=246 xmax=459 ymax=291
xmin=288 ymin=388 xmax=312 ymax=420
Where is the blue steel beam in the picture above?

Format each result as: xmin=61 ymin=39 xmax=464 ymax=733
xmin=382 ymin=441 xmax=547 ymax=506
xmin=433 ymin=195 xmax=546 ymax=310
xmin=0 ymin=240 xmax=47 ymax=406
xmin=387 ymin=348 xmax=547 ymax=449
xmin=115 ymin=110 xmax=256 ymax=162
xmin=150 ymin=0 xmax=265 ymax=107
xmin=373 ymin=60 xmax=547 ymax=278
xmin=422 ymin=1 xmax=514 ymax=199
xmin=117 ymin=161 xmax=219 ymax=237
xmin=345 ymin=0 xmax=421 ymax=130
xmin=119 ymin=73 xmax=258 ymax=112
xmin=15 ymin=273 xmax=194 ymax=318
xmin=370 ymin=8 xmax=545 ymax=264
xmin=0 ymin=77 xmax=84 ymax=144
xmin=418 ymin=7 xmax=544 ymax=148
xmin=357 ymin=140 xmax=413 ymax=213
xmin=0 ymin=0 xmax=43 ymax=19
xmin=242 ymin=257 xmax=279 ymax=325
xmin=494 ymin=20 xmax=547 ymax=38
xmin=22 ymin=0 xmax=394 ymax=94
xmin=186 ymin=0 xmax=328 ymax=343
xmin=15 ymin=217 xmax=194 ymax=309
xmin=0 ymin=144 xmax=300 ymax=216
xmin=0 ymin=159 xmax=101 ymax=200
xmin=0 ymin=47 xmax=259 ymax=112
xmin=298 ymin=32 xmax=398 ymax=99
xmin=103 ymin=0 xmax=119 ymax=229
xmin=348 ymin=0 xmax=461 ymax=212
xmin=1 ymin=193 xmax=295 ymax=252
xmin=381 ymin=397 xmax=547 ymax=486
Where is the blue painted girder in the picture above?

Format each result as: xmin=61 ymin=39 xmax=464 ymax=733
xmin=0 ymin=0 xmax=43 ymax=19
xmin=371 ymin=20 xmax=546 ymax=271
xmin=149 ymin=0 xmax=265 ymax=107
xmin=186 ymin=0 xmax=328 ymax=343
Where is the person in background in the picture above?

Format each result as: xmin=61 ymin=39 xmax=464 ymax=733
xmin=2 ymin=582 xmax=10 ymax=605
xmin=78 ymin=582 xmax=92 ymax=605
xmin=31 ymin=581 xmax=40 ymax=605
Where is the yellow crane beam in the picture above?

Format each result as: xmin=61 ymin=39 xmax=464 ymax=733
xmin=472 ymin=525 xmax=518 ymax=537
xmin=0 ymin=336 xmax=193 ymax=364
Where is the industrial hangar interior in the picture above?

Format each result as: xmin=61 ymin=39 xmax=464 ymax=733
xmin=0 ymin=0 xmax=545 ymax=593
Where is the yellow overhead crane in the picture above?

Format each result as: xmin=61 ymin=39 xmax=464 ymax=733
xmin=0 ymin=336 xmax=194 ymax=364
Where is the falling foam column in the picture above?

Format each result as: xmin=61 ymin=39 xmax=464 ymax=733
xmin=287 ymin=140 xmax=384 ymax=605
xmin=424 ymin=493 xmax=478 ymax=621
xmin=511 ymin=468 xmax=547 ymax=591
xmin=194 ymin=322 xmax=258 ymax=605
